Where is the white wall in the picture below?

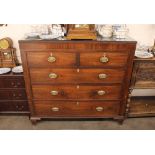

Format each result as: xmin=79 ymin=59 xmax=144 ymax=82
xmin=0 ymin=24 xmax=155 ymax=63
xmin=127 ymin=24 xmax=155 ymax=45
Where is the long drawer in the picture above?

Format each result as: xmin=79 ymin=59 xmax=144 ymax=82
xmin=30 ymin=68 xmax=125 ymax=84
xmin=80 ymin=52 xmax=128 ymax=67
xmin=34 ymin=101 xmax=120 ymax=117
xmin=27 ymin=51 xmax=77 ymax=67
xmin=0 ymin=89 xmax=27 ymax=100
xmin=32 ymin=85 xmax=122 ymax=100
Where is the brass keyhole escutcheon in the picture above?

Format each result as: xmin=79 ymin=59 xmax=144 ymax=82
xmin=77 ymin=69 xmax=80 ymax=73
xmin=76 ymin=102 xmax=79 ymax=105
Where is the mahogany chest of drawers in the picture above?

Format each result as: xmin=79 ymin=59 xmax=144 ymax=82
xmin=19 ymin=39 xmax=136 ymax=124
xmin=0 ymin=72 xmax=29 ymax=114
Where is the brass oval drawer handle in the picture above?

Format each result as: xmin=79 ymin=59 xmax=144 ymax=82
xmin=48 ymin=56 xmax=56 ymax=63
xmin=98 ymin=73 xmax=107 ymax=79
xmin=51 ymin=90 xmax=59 ymax=96
xmin=51 ymin=107 xmax=59 ymax=112
xmin=49 ymin=73 xmax=58 ymax=79
xmin=96 ymin=107 xmax=104 ymax=112
xmin=100 ymin=56 xmax=109 ymax=63
xmin=97 ymin=90 xmax=106 ymax=96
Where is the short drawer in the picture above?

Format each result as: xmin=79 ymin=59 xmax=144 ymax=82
xmin=32 ymin=85 xmax=77 ymax=100
xmin=30 ymin=68 xmax=77 ymax=83
xmin=0 ymin=101 xmax=29 ymax=112
xmin=0 ymin=89 xmax=27 ymax=100
xmin=27 ymin=51 xmax=76 ymax=67
xmin=0 ymin=78 xmax=25 ymax=88
xmin=34 ymin=101 xmax=120 ymax=117
xmin=80 ymin=52 xmax=128 ymax=67
xmin=30 ymin=68 xmax=125 ymax=84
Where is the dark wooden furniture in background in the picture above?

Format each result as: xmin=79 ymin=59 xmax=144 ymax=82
xmin=0 ymin=72 xmax=29 ymax=115
xmin=19 ymin=39 xmax=136 ymax=124
xmin=127 ymin=57 xmax=155 ymax=117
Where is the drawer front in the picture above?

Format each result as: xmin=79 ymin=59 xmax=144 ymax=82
xmin=30 ymin=68 xmax=77 ymax=84
xmin=78 ymin=85 xmax=122 ymax=100
xmin=32 ymin=85 xmax=122 ymax=100
xmin=137 ymin=62 xmax=155 ymax=68
xmin=80 ymin=52 xmax=128 ymax=67
xmin=32 ymin=85 xmax=77 ymax=100
xmin=0 ymin=89 xmax=27 ymax=100
xmin=130 ymin=101 xmax=155 ymax=114
xmin=0 ymin=101 xmax=29 ymax=112
xmin=27 ymin=51 xmax=76 ymax=67
xmin=34 ymin=101 xmax=120 ymax=117
xmin=78 ymin=69 xmax=125 ymax=83
xmin=30 ymin=68 xmax=125 ymax=84
xmin=0 ymin=78 xmax=25 ymax=88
